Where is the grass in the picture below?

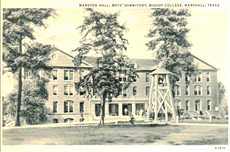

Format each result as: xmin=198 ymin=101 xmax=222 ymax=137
xmin=3 ymin=124 xmax=228 ymax=145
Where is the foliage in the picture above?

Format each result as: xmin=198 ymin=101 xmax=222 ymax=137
xmin=218 ymin=82 xmax=227 ymax=115
xmin=73 ymin=9 xmax=137 ymax=125
xmin=3 ymin=8 xmax=54 ymax=73
xmin=146 ymin=8 xmax=195 ymax=78
xmin=3 ymin=42 xmax=53 ymax=74
xmin=3 ymin=8 xmax=54 ymax=47
xmin=3 ymin=8 xmax=54 ymax=126
xmin=218 ymin=82 xmax=225 ymax=102
xmin=5 ymin=79 xmax=49 ymax=125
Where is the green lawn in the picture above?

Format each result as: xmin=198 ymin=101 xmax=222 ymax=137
xmin=3 ymin=124 xmax=228 ymax=145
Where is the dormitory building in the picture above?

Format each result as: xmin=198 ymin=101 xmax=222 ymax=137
xmin=24 ymin=48 xmax=220 ymax=123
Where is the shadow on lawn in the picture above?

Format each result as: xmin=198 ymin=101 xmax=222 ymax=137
xmin=183 ymin=138 xmax=228 ymax=145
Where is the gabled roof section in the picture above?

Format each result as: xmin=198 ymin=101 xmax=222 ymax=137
xmin=85 ymin=57 xmax=159 ymax=71
xmin=48 ymin=48 xmax=217 ymax=71
xmin=192 ymin=55 xmax=218 ymax=71
xmin=130 ymin=58 xmax=159 ymax=71
xmin=49 ymin=48 xmax=93 ymax=68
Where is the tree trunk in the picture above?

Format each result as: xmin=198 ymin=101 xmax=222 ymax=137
xmin=15 ymin=36 xmax=22 ymax=126
xmin=99 ymin=92 xmax=106 ymax=126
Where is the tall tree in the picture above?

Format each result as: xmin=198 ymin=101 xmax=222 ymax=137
xmin=146 ymin=8 xmax=195 ymax=84
xmin=3 ymin=8 xmax=54 ymax=126
xmin=74 ymin=9 xmax=137 ymax=126
xmin=218 ymin=82 xmax=227 ymax=116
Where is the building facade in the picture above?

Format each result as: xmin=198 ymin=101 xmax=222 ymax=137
xmin=30 ymin=48 xmax=219 ymax=123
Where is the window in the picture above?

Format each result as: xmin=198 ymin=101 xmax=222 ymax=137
xmin=53 ymin=101 xmax=58 ymax=113
xmin=195 ymin=100 xmax=201 ymax=111
xmin=133 ymin=86 xmax=137 ymax=96
xmin=52 ymin=70 xmax=57 ymax=80
xmin=185 ymin=74 xmax=190 ymax=82
xmin=133 ymin=76 xmax=137 ymax=82
xmin=177 ymin=77 xmax=181 ymax=82
xmin=53 ymin=119 xmax=58 ymax=123
xmin=206 ymin=72 xmax=210 ymax=82
xmin=122 ymin=87 xmax=127 ymax=97
xmin=185 ymin=85 xmax=190 ymax=96
xmin=122 ymin=104 xmax=132 ymax=116
xmin=146 ymin=73 xmax=150 ymax=82
xmin=95 ymin=104 xmax=101 ymax=116
xmin=177 ymin=100 xmax=182 ymax=110
xmin=64 ymin=85 xmax=74 ymax=96
xmin=79 ymin=86 xmax=86 ymax=95
xmin=185 ymin=100 xmax=190 ymax=111
xmin=53 ymin=85 xmax=58 ymax=95
xmin=64 ymin=118 xmax=74 ymax=123
xmin=64 ymin=100 xmax=73 ymax=113
xmin=175 ymin=85 xmax=181 ymax=96
xmin=146 ymin=86 xmax=150 ymax=96
xmin=119 ymin=70 xmax=127 ymax=82
xmin=135 ymin=103 xmax=145 ymax=116
xmin=207 ymin=86 xmax=211 ymax=95
xmin=80 ymin=102 xmax=84 ymax=113
xmin=195 ymin=72 xmax=202 ymax=82
xmin=24 ymin=69 xmax=32 ymax=79
xmin=194 ymin=85 xmax=202 ymax=95
xmin=64 ymin=69 xmax=73 ymax=80
xmin=109 ymin=104 xmax=119 ymax=116
xmin=158 ymin=75 xmax=167 ymax=86
xmin=207 ymin=100 xmax=211 ymax=111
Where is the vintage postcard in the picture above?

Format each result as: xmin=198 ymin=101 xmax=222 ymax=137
xmin=1 ymin=0 xmax=229 ymax=152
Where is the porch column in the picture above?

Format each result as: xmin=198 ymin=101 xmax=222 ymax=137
xmin=105 ymin=102 xmax=109 ymax=116
xmin=132 ymin=103 xmax=136 ymax=116
xmin=119 ymin=103 xmax=123 ymax=116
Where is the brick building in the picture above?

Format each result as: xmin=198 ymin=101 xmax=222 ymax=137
xmin=33 ymin=48 xmax=219 ymax=123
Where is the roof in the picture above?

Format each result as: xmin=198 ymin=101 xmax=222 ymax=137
xmin=150 ymin=68 xmax=174 ymax=75
xmin=51 ymin=48 xmax=93 ymax=68
xmin=85 ymin=56 xmax=159 ymax=71
xmin=52 ymin=48 xmax=218 ymax=72
xmin=192 ymin=55 xmax=218 ymax=71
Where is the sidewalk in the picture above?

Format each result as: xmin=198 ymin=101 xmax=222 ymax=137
xmin=2 ymin=120 xmax=167 ymax=130
xmin=3 ymin=120 xmax=228 ymax=130
xmin=2 ymin=120 xmax=99 ymax=130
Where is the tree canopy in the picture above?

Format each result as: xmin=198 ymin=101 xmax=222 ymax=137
xmin=73 ymin=9 xmax=137 ymax=125
xmin=146 ymin=8 xmax=195 ymax=77
xmin=3 ymin=8 xmax=54 ymax=73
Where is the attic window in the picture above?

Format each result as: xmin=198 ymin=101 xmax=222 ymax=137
xmin=51 ymin=54 xmax=56 ymax=59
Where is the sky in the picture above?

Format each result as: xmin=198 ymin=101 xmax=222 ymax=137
xmin=33 ymin=8 xmax=229 ymax=84
xmin=2 ymin=7 xmax=230 ymax=97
